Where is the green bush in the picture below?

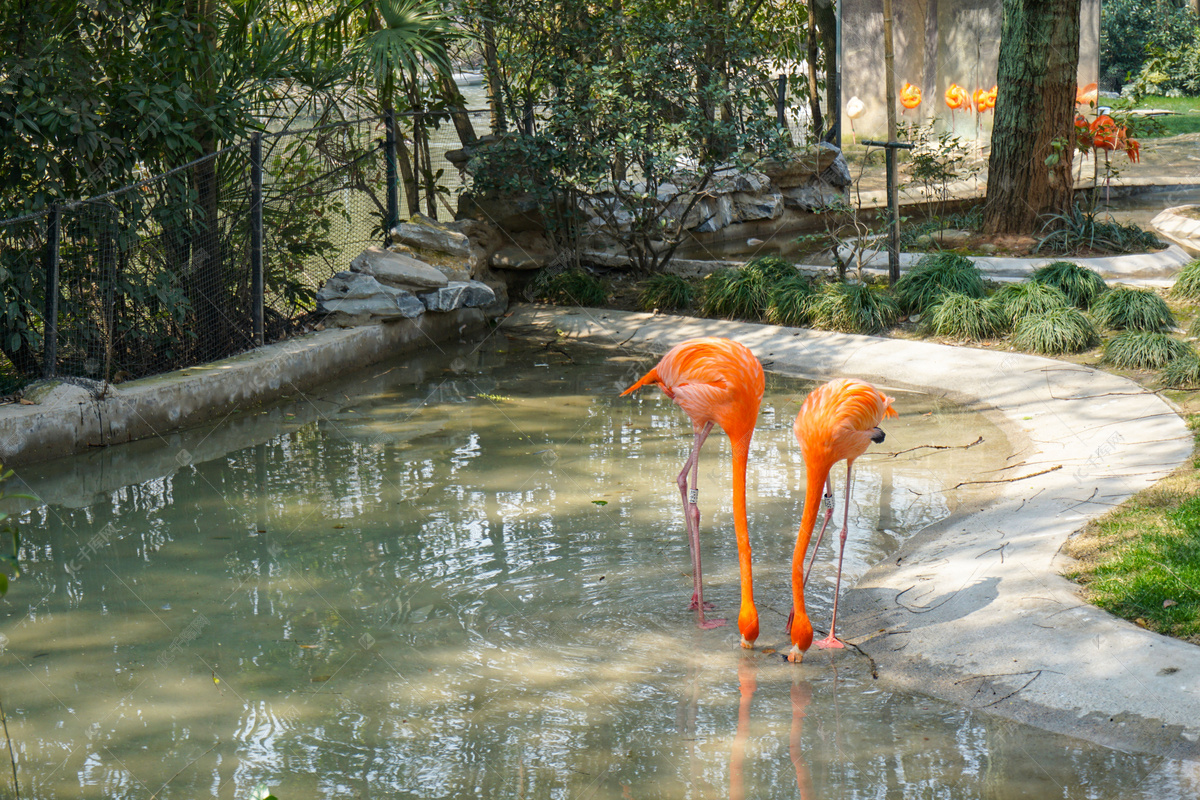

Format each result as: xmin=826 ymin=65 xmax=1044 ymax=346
xmin=765 ymin=276 xmax=815 ymax=327
xmin=532 ymin=268 xmax=608 ymax=306
xmin=1160 ymin=350 xmax=1200 ymax=388
xmin=1028 ymin=261 xmax=1109 ymax=309
xmin=1092 ymin=286 xmax=1176 ymax=332
xmin=1169 ymin=259 xmax=1200 ymax=303
xmin=991 ymin=281 xmax=1070 ymax=325
xmin=638 ymin=273 xmax=695 ymax=311
xmin=701 ymin=267 xmax=767 ymax=319
xmin=1102 ymin=0 xmax=1193 ymax=92
xmin=894 ymin=253 xmax=984 ymax=314
xmin=1012 ymin=308 xmax=1100 ymax=354
xmin=927 ymin=293 xmax=1009 ymax=340
xmin=1191 ymin=314 xmax=1200 ymax=339
xmin=1104 ymin=331 xmax=1194 ymax=369
xmin=1035 ymin=205 xmax=1162 ymax=255
xmin=743 ymin=255 xmax=797 ymax=284
xmin=809 ymin=282 xmax=899 ymax=334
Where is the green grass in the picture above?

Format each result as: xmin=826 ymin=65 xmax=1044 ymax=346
xmin=700 ymin=267 xmax=768 ymax=319
xmin=764 ymin=276 xmax=815 ymax=327
xmin=532 ymin=268 xmax=608 ymax=306
xmin=1161 ymin=350 xmax=1200 ymax=388
xmin=894 ymin=252 xmax=985 ymax=314
xmin=1035 ymin=205 xmax=1163 ymax=256
xmin=638 ymin=273 xmax=695 ymax=312
xmin=808 ymin=282 xmax=899 ymax=334
xmin=1191 ymin=314 xmax=1200 ymax=339
xmin=743 ymin=255 xmax=797 ymax=284
xmin=1092 ymin=286 xmax=1176 ymax=332
xmin=1131 ymin=96 xmax=1200 ymax=138
xmin=1104 ymin=331 xmax=1194 ymax=370
xmin=1169 ymin=259 xmax=1200 ymax=303
xmin=1028 ymin=260 xmax=1109 ymax=309
xmin=927 ymin=293 xmax=1009 ymax=340
xmin=991 ymin=281 xmax=1070 ymax=325
xmin=1011 ymin=307 xmax=1100 ymax=354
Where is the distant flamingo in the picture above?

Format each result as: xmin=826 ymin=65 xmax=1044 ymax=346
xmin=846 ymin=96 xmax=866 ymax=144
xmin=786 ymin=378 xmax=896 ymax=663
xmin=1076 ymin=82 xmax=1098 ymax=108
xmin=622 ymin=338 xmax=764 ymax=647
xmin=900 ymin=82 xmax=922 ymax=113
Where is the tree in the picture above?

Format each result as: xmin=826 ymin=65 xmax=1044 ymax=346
xmin=982 ymin=0 xmax=1081 ymax=235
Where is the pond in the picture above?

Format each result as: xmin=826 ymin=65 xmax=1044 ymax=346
xmin=0 ymin=332 xmax=1190 ymax=798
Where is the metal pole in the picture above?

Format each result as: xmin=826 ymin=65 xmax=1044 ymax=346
xmin=864 ymin=140 xmax=915 ymax=285
xmin=250 ymin=133 xmax=264 ymax=347
xmin=42 ymin=206 xmax=60 ymax=378
xmin=777 ymin=74 xmax=787 ymax=131
xmin=385 ymin=109 xmax=399 ymax=242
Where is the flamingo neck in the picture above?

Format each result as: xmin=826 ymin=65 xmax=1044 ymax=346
xmin=790 ymin=459 xmax=831 ymax=651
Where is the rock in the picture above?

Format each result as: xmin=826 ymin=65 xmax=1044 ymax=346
xmin=317 ymin=271 xmax=388 ymax=302
xmin=457 ymin=192 xmax=546 ymax=233
xmin=819 ymin=146 xmax=853 ymax=188
xmin=781 ymin=183 xmax=846 ymax=211
xmin=732 ymin=191 xmax=784 ymax=222
xmin=580 ymin=248 xmax=631 ymax=268
xmin=420 ymin=282 xmax=468 ymax=312
xmin=21 ymin=379 xmax=97 ymax=407
xmin=479 ymin=281 xmax=508 ymax=318
xmin=459 ymin=280 xmax=497 ymax=308
xmin=692 ymin=194 xmax=734 ymax=232
xmin=762 ymin=144 xmax=842 ymax=188
xmin=931 ymin=229 xmax=973 ymax=247
xmin=390 ymin=213 xmax=471 ymax=257
xmin=350 ymin=247 xmax=448 ymax=291
xmin=316 ymin=271 xmax=426 ymax=322
xmin=492 ymin=245 xmax=547 ymax=270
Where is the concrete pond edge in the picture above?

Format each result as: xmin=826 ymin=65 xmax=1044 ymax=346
xmin=501 ymin=304 xmax=1200 ymax=762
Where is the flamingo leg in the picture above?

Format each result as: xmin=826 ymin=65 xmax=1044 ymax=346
xmin=785 ymin=479 xmax=834 ymax=632
xmin=816 ymin=461 xmax=855 ymax=650
xmin=678 ymin=422 xmax=724 ymax=629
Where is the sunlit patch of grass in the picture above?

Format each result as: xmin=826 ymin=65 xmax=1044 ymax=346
xmin=1169 ymin=259 xmax=1200 ymax=303
xmin=764 ymin=276 xmax=815 ymax=327
xmin=1104 ymin=332 xmax=1194 ymax=370
xmin=991 ymin=281 xmax=1070 ymax=325
xmin=927 ymin=293 xmax=1009 ymax=340
xmin=743 ymin=255 xmax=797 ymax=284
xmin=1161 ymin=349 xmax=1200 ymax=389
xmin=1028 ymin=260 xmax=1109 ymax=309
xmin=808 ymin=282 xmax=899 ymax=334
xmin=700 ymin=267 xmax=767 ymax=319
xmin=894 ymin=252 xmax=984 ymax=314
xmin=637 ymin=273 xmax=695 ymax=312
xmin=532 ymin=268 xmax=608 ymax=306
xmin=1011 ymin=307 xmax=1099 ymax=354
xmin=1092 ymin=286 xmax=1176 ymax=332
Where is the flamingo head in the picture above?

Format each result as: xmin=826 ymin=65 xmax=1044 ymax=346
xmin=846 ymin=96 xmax=866 ymax=120
xmin=870 ymin=427 xmax=886 ymax=444
xmin=788 ymin=612 xmax=814 ymax=662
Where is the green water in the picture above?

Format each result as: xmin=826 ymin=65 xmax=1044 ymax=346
xmin=0 ymin=332 xmax=1193 ymax=799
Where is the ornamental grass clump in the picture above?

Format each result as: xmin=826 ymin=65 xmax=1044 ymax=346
xmin=533 ymin=268 xmax=607 ymax=306
xmin=743 ymin=255 xmax=797 ymax=284
xmin=701 ymin=267 xmax=767 ymax=319
xmin=1011 ymin=307 xmax=1099 ymax=354
xmin=1104 ymin=331 xmax=1194 ymax=370
xmin=765 ymin=276 xmax=815 ymax=327
xmin=1160 ymin=349 xmax=1200 ymax=388
xmin=894 ymin=252 xmax=984 ymax=314
xmin=991 ymin=281 xmax=1069 ymax=325
xmin=1028 ymin=260 xmax=1109 ymax=309
xmin=638 ymin=273 xmax=695 ymax=311
xmin=927 ymin=293 xmax=1009 ymax=340
xmin=1092 ymin=286 xmax=1175 ymax=332
xmin=1170 ymin=259 xmax=1200 ymax=303
xmin=809 ymin=282 xmax=899 ymax=334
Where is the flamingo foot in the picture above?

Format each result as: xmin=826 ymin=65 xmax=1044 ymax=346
xmin=815 ymin=635 xmax=844 ymax=650
xmin=740 ymin=636 xmax=754 ymax=650
xmin=787 ymin=645 xmax=804 ymax=663
xmin=688 ymin=592 xmax=716 ymax=611
xmin=698 ymin=618 xmax=726 ymax=630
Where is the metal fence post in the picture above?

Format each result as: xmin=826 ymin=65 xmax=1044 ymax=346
xmin=777 ymin=75 xmax=787 ymax=130
xmin=42 ymin=205 xmax=61 ymax=378
xmin=250 ymin=133 xmax=264 ymax=347
xmin=385 ymin=109 xmax=399 ymax=244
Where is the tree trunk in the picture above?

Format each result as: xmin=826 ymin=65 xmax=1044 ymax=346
xmin=983 ymin=0 xmax=1081 ymax=234
xmin=805 ymin=0 xmax=823 ymax=138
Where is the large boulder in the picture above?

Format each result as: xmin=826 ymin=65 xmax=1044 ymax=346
xmin=691 ymin=194 xmax=734 ymax=233
xmin=762 ymin=143 xmax=846 ymax=189
xmin=732 ymin=191 xmax=784 ymax=222
xmin=390 ymin=213 xmax=471 ymax=258
xmin=781 ymin=183 xmax=846 ymax=211
xmin=350 ymin=247 xmax=448 ymax=292
xmin=491 ymin=231 xmax=555 ymax=270
xmin=420 ymin=280 xmax=498 ymax=312
xmin=316 ymin=271 xmax=425 ymax=324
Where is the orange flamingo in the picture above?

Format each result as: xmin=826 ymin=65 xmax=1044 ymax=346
xmin=900 ymin=82 xmax=922 ymax=112
xmin=786 ymin=378 xmax=896 ymax=662
xmin=1076 ymin=82 xmax=1098 ymax=108
xmin=622 ymin=338 xmax=764 ymax=647
xmin=945 ymin=83 xmax=969 ymax=112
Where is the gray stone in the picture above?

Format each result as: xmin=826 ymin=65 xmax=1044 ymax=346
xmin=762 ymin=146 xmax=841 ymax=188
xmin=732 ymin=191 xmax=784 ymax=221
xmin=389 ymin=213 xmax=471 ymax=257
xmin=781 ymin=183 xmax=846 ymax=211
xmin=21 ymin=380 xmax=95 ymax=408
xmin=818 ymin=144 xmax=853 ymax=187
xmin=492 ymin=244 xmax=550 ymax=270
xmin=709 ymin=167 xmax=771 ymax=194
xmin=691 ymin=195 xmax=734 ymax=232
xmin=316 ymin=271 xmax=390 ymax=302
xmin=350 ymin=247 xmax=448 ymax=291
xmin=459 ymin=280 xmax=497 ymax=308
xmin=319 ymin=293 xmax=425 ymax=319
xmin=580 ymin=248 xmax=631 ymax=268
xmin=420 ymin=283 xmax=468 ymax=312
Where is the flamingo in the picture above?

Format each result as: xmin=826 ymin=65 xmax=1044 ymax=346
xmin=621 ymin=338 xmax=764 ymax=647
xmin=846 ymin=96 xmax=866 ymax=145
xmin=900 ymin=82 xmax=922 ymax=114
xmin=1076 ymin=82 xmax=1098 ymax=108
xmin=786 ymin=378 xmax=896 ymax=663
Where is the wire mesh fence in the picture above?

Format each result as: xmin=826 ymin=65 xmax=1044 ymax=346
xmin=0 ymin=110 xmax=488 ymax=393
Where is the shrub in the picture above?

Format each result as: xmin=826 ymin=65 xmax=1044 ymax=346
xmin=638 ymin=273 xmax=695 ymax=311
xmin=927 ymin=293 xmax=1009 ymax=340
xmin=1092 ymin=286 xmax=1176 ymax=332
xmin=743 ymin=255 xmax=797 ymax=284
xmin=1160 ymin=349 xmax=1200 ymax=388
xmin=700 ymin=267 xmax=767 ymax=319
xmin=1028 ymin=261 xmax=1109 ymax=309
xmin=809 ymin=282 xmax=899 ymax=334
xmin=1012 ymin=307 xmax=1100 ymax=354
xmin=1169 ymin=259 xmax=1200 ymax=303
xmin=1104 ymin=331 xmax=1194 ymax=369
xmin=765 ymin=276 xmax=815 ymax=327
xmin=991 ymin=281 xmax=1070 ymax=325
xmin=894 ymin=252 xmax=984 ymax=314
xmin=532 ymin=268 xmax=608 ymax=306
xmin=1034 ymin=205 xmax=1163 ymax=255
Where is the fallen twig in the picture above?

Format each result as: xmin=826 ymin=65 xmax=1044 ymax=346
xmin=883 ymin=436 xmax=983 ymax=458
xmin=952 ymin=464 xmax=1062 ymax=489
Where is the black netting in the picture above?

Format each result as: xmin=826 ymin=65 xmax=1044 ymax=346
xmin=0 ymin=211 xmax=50 ymax=394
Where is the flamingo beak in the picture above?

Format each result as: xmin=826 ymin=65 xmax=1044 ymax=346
xmin=870 ymin=427 xmax=886 ymax=443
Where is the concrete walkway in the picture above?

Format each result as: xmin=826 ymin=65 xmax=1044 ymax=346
xmin=504 ymin=305 xmax=1199 ymax=761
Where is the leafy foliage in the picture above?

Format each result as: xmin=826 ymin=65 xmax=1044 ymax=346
xmin=1104 ymin=331 xmax=1193 ymax=369
xmin=1092 ymin=286 xmax=1176 ymax=332
xmin=764 ymin=276 xmax=815 ymax=327
xmin=532 ymin=268 xmax=607 ymax=307
xmin=1035 ymin=205 xmax=1163 ymax=255
xmin=1101 ymin=0 xmax=1193 ymax=91
xmin=898 ymin=122 xmax=980 ymax=219
xmin=638 ymin=274 xmax=695 ymax=312
xmin=701 ymin=267 xmax=769 ymax=319
xmin=1028 ymin=260 xmax=1109 ymax=308
xmin=927 ymin=293 xmax=1009 ymax=340
xmin=894 ymin=253 xmax=984 ymax=314
xmin=991 ymin=281 xmax=1070 ymax=325
xmin=743 ymin=255 xmax=797 ymax=284
xmin=1161 ymin=349 xmax=1200 ymax=388
xmin=1012 ymin=308 xmax=1100 ymax=354
xmin=808 ymin=282 xmax=899 ymax=334
xmin=1169 ymin=259 xmax=1200 ymax=303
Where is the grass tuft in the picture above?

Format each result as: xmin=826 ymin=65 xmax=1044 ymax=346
xmin=637 ymin=273 xmax=695 ymax=312
xmin=1161 ymin=350 xmax=1200 ymax=388
xmin=1169 ymin=259 xmax=1200 ymax=303
xmin=809 ymin=282 xmax=899 ymax=334
xmin=1028 ymin=260 xmax=1109 ymax=309
xmin=927 ymin=293 xmax=1010 ymax=340
xmin=894 ymin=252 xmax=984 ymax=314
xmin=700 ymin=268 xmax=766 ymax=319
xmin=991 ymin=281 xmax=1070 ymax=325
xmin=1035 ymin=205 xmax=1163 ymax=255
xmin=1092 ymin=286 xmax=1176 ymax=332
xmin=764 ymin=276 xmax=815 ymax=327
xmin=1104 ymin=331 xmax=1194 ymax=370
xmin=1011 ymin=307 xmax=1099 ymax=354
xmin=743 ymin=255 xmax=797 ymax=284
xmin=532 ymin=268 xmax=607 ymax=306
